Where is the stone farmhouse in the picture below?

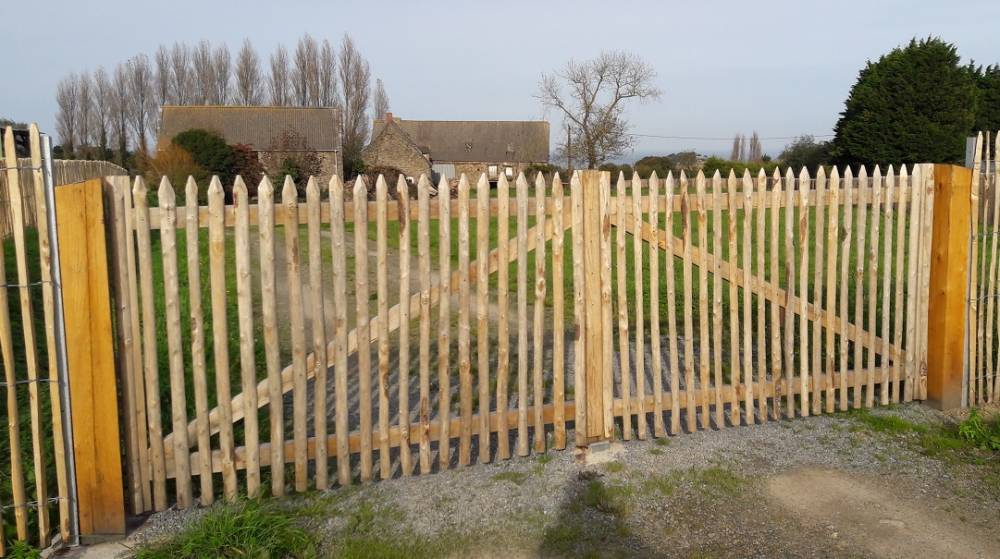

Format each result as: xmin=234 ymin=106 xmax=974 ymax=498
xmin=157 ymin=105 xmax=343 ymax=183
xmin=362 ymin=113 xmax=550 ymax=183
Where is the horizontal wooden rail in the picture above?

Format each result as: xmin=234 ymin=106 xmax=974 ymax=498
xmin=142 ymin=185 xmax=911 ymax=230
xmin=163 ymin=368 xmax=885 ymax=478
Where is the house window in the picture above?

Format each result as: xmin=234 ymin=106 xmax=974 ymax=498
xmin=504 ymin=166 xmax=514 ymax=179
xmin=488 ymin=165 xmax=499 ymax=179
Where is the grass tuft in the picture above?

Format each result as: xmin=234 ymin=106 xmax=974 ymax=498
xmin=582 ymin=479 xmax=633 ymax=517
xmin=133 ymin=499 xmax=316 ymax=559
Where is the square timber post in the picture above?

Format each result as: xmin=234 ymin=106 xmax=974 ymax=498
xmin=578 ymin=170 xmax=614 ymax=444
xmin=926 ymin=164 xmax=974 ymax=410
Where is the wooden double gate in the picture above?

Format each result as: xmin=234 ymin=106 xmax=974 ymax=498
xmin=104 ymin=164 xmax=935 ymax=515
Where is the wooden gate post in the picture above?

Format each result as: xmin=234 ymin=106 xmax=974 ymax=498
xmin=578 ymin=170 xmax=614 ymax=443
xmin=55 ymin=179 xmax=126 ymax=541
xmin=926 ymin=164 xmax=973 ymax=410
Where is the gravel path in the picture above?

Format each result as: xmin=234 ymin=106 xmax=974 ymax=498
xmin=117 ymin=403 xmax=1000 ymax=558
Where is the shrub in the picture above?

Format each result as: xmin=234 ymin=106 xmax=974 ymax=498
xmin=231 ymin=143 xmax=265 ymax=197
xmin=958 ymin=409 xmax=1000 ymax=451
xmin=136 ymin=143 xmax=210 ymax=204
xmin=171 ymin=129 xmax=236 ymax=185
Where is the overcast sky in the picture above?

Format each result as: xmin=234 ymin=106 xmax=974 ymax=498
xmin=3 ymin=0 xmax=999 ymax=160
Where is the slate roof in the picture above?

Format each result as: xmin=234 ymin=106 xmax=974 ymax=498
xmin=158 ymin=106 xmax=342 ymax=151
xmin=371 ymin=118 xmax=549 ymax=163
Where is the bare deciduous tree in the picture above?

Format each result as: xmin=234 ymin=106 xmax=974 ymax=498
xmin=111 ymin=63 xmax=131 ymax=164
xmin=319 ymin=39 xmax=338 ymax=107
xmin=537 ymin=50 xmax=661 ymax=169
xmin=748 ymin=131 xmax=763 ymax=162
xmin=373 ymin=78 xmax=389 ymax=119
xmin=170 ymin=42 xmax=193 ymax=105
xmin=92 ymin=66 xmax=112 ymax=155
xmin=730 ymin=133 xmax=744 ymax=161
xmin=154 ymin=45 xmax=172 ymax=108
xmin=126 ymin=54 xmax=154 ymax=154
xmin=192 ymin=40 xmax=214 ymax=104
xmin=213 ymin=44 xmax=231 ymax=104
xmin=78 ymin=71 xmax=94 ymax=149
xmin=338 ymin=34 xmax=371 ymax=170
xmin=55 ymin=73 xmax=80 ymax=155
xmin=234 ymin=38 xmax=263 ymax=105
xmin=269 ymin=45 xmax=291 ymax=106
xmin=292 ymin=33 xmax=321 ymax=106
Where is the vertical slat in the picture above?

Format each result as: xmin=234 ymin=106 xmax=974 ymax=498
xmin=866 ymin=167 xmax=883 ymax=407
xmin=600 ymin=171 xmax=614 ymax=440
xmin=570 ymin=172 xmax=587 ymax=447
xmin=838 ymin=168 xmax=855 ymax=411
xmin=754 ymin=170 xmax=768 ymax=421
xmin=133 ymin=177 xmax=168 ymax=509
xmin=632 ymin=172 xmax=647 ymax=438
xmin=110 ymin=176 xmax=141 ymax=515
xmin=681 ymin=173 xmax=696 ymax=431
xmin=123 ymin=177 xmax=150 ymax=510
xmin=4 ymin=129 xmax=49 ymax=542
xmin=532 ymin=173 xmax=547 ymax=452
xmin=515 ymin=173 xmax=529 ymax=455
xmin=496 ymin=175 xmax=512 ymax=458
xmin=648 ymin=173 xmax=665 ymax=437
xmin=457 ymin=175 xmax=472 ymax=465
xmin=615 ymin=173 xmax=632 ymax=440
xmin=917 ymin=163 xmax=935 ymax=401
xmin=307 ymin=178 xmax=329 ymax=488
xmin=233 ymin=177 xmax=260 ymax=497
xmin=891 ymin=167 xmax=908 ymax=404
xmin=207 ymin=177 xmax=237 ymax=500
xmin=695 ymin=172 xmax=710 ymax=429
xmin=350 ymin=177 xmax=372 ymax=482
xmin=476 ymin=174 xmax=492 ymax=461
xmin=993 ymin=134 xmax=1000 ymax=403
xmin=416 ymin=175 xmax=432 ymax=472
xmin=185 ymin=178 xmax=213 ymax=504
xmin=741 ymin=171 xmax=756 ymax=423
xmin=258 ymin=178 xmax=284 ymax=494
xmin=376 ymin=176 xmax=391 ymax=478
xmin=30 ymin=126 xmax=70 ymax=535
xmin=437 ymin=176 xmax=453 ymax=467
xmin=852 ymin=166 xmax=869 ymax=408
xmin=664 ymin=173 xmax=681 ymax=434
xmin=157 ymin=179 xmax=192 ymax=508
xmin=880 ymin=168 xmax=895 ymax=406
xmin=727 ymin=171 xmax=743 ymax=426
xmin=551 ymin=174 xmax=567 ymax=448
xmin=782 ymin=169 xmax=796 ymax=418
xmin=825 ymin=168 xmax=840 ymax=414
xmin=768 ymin=169 xmax=783 ymax=420
xmin=797 ymin=168 xmax=811 ymax=417
xmin=284 ymin=178 xmax=310 ymax=489
xmin=712 ymin=172 xmax=725 ymax=427
xmin=0 ymin=163 xmax=27 ymax=539
xmin=396 ymin=176 xmax=413 ymax=475
xmin=970 ymin=140 xmax=984 ymax=404
xmin=904 ymin=166 xmax=922 ymax=403
xmin=811 ymin=168 xmax=826 ymax=416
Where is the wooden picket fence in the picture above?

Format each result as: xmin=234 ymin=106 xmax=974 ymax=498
xmin=0 ymin=158 xmax=126 ymax=239
xmin=967 ymin=131 xmax=1000 ymax=406
xmin=108 ymin=162 xmax=935 ymax=514
xmin=0 ymin=127 xmax=72 ymax=554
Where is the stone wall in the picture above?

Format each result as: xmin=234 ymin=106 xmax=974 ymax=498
xmin=258 ymin=149 xmax=342 ymax=185
xmin=362 ymin=125 xmax=432 ymax=180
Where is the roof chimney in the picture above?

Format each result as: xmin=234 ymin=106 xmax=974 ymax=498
xmin=385 ymin=111 xmax=393 ymax=124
